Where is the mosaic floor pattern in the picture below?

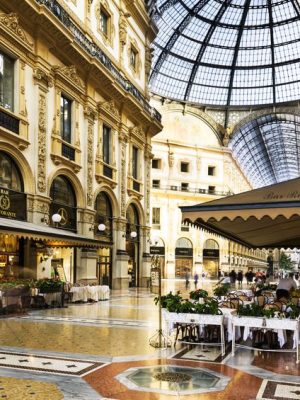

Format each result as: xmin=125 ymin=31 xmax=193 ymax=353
xmin=0 ymin=376 xmax=63 ymax=400
xmin=0 ymin=351 xmax=104 ymax=376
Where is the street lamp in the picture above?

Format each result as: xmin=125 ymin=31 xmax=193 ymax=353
xmin=149 ymin=240 xmax=171 ymax=348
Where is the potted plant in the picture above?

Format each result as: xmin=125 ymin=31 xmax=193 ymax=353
xmin=36 ymin=278 xmax=63 ymax=293
xmin=154 ymin=291 xmax=182 ymax=310
xmin=213 ymin=284 xmax=230 ymax=299
xmin=189 ymin=288 xmax=208 ymax=303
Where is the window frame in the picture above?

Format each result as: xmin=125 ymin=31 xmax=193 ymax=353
xmin=152 ymin=207 xmax=160 ymax=225
xmin=208 ymin=165 xmax=216 ymax=176
xmin=60 ymin=94 xmax=72 ymax=143
xmin=99 ymin=6 xmax=110 ymax=38
xmin=102 ymin=124 xmax=111 ymax=165
xmin=181 ymin=162 xmax=189 ymax=173
xmin=0 ymin=50 xmax=15 ymax=112
xmin=132 ymin=145 xmax=139 ymax=180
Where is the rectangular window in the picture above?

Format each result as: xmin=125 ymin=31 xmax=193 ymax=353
xmin=208 ymin=185 xmax=215 ymax=193
xmin=100 ymin=8 xmax=109 ymax=36
xmin=208 ymin=166 xmax=216 ymax=176
xmin=60 ymin=95 xmax=72 ymax=143
xmin=152 ymin=159 xmax=161 ymax=169
xmin=0 ymin=51 xmax=14 ymax=111
xmin=181 ymin=182 xmax=189 ymax=191
xmin=102 ymin=124 xmax=111 ymax=164
xmin=181 ymin=162 xmax=189 ymax=173
xmin=152 ymin=179 xmax=160 ymax=188
xmin=152 ymin=207 xmax=160 ymax=225
xmin=130 ymin=46 xmax=138 ymax=70
xmin=132 ymin=146 xmax=138 ymax=179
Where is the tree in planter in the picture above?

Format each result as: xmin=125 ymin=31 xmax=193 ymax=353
xmin=279 ymin=251 xmax=294 ymax=272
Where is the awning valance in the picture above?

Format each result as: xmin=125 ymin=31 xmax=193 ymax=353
xmin=0 ymin=218 xmax=105 ymax=248
xmin=180 ymin=177 xmax=300 ymax=249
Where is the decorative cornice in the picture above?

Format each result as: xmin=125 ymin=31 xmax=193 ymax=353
xmin=98 ymin=100 xmax=120 ymax=124
xmin=52 ymin=65 xmax=85 ymax=93
xmin=33 ymin=68 xmax=54 ymax=89
xmin=84 ymin=106 xmax=97 ymax=121
xmin=0 ymin=13 xmax=33 ymax=49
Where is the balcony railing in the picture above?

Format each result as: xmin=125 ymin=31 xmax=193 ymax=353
xmin=62 ymin=143 xmax=75 ymax=161
xmin=103 ymin=164 xmax=113 ymax=179
xmin=0 ymin=108 xmax=19 ymax=134
xmin=152 ymin=184 xmax=232 ymax=197
xmin=36 ymin=0 xmax=161 ymax=123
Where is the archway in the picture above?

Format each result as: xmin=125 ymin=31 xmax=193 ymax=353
xmin=0 ymin=151 xmax=26 ymax=278
xmin=203 ymin=239 xmax=220 ymax=278
xmin=175 ymin=237 xmax=193 ymax=278
xmin=49 ymin=175 xmax=77 ymax=282
xmin=95 ymin=191 xmax=113 ymax=287
xmin=126 ymin=204 xmax=140 ymax=287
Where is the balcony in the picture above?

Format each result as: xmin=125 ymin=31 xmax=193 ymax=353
xmin=36 ymin=0 xmax=161 ymax=123
xmin=152 ymin=184 xmax=232 ymax=197
xmin=0 ymin=108 xmax=19 ymax=134
xmin=62 ymin=143 xmax=75 ymax=161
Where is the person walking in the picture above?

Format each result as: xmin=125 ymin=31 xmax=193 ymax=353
xmin=237 ymin=270 xmax=243 ymax=286
xmin=194 ymin=272 xmax=199 ymax=289
xmin=185 ymin=269 xmax=190 ymax=290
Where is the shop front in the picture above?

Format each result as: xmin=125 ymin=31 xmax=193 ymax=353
xmin=203 ymin=239 xmax=220 ymax=278
xmin=175 ymin=238 xmax=193 ymax=278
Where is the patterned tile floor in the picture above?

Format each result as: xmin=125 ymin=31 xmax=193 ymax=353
xmin=0 ymin=280 xmax=299 ymax=399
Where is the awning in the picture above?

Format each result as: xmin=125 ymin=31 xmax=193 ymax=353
xmin=180 ymin=177 xmax=300 ymax=249
xmin=0 ymin=218 xmax=104 ymax=248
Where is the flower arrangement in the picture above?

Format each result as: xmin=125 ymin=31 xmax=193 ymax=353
xmin=35 ymin=278 xmax=63 ymax=293
xmin=189 ymin=289 xmax=208 ymax=300
xmin=213 ymin=284 xmax=230 ymax=297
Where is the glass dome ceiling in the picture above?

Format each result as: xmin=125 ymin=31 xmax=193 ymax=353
xmin=149 ymin=0 xmax=300 ymax=107
xmin=229 ymin=113 xmax=300 ymax=188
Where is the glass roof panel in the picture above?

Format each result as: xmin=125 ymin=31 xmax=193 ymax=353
xmin=150 ymin=0 xmax=300 ymax=107
xmin=229 ymin=114 xmax=300 ymax=188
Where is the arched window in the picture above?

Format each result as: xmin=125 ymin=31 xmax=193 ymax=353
xmin=126 ymin=204 xmax=139 ymax=239
xmin=50 ymin=176 xmax=77 ymax=231
xmin=94 ymin=192 xmax=113 ymax=239
xmin=204 ymin=239 xmax=219 ymax=250
xmin=0 ymin=152 xmax=23 ymax=192
xmin=176 ymin=237 xmax=193 ymax=248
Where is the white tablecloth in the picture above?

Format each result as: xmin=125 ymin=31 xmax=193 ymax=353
xmin=162 ymin=309 xmax=225 ymax=355
xmin=231 ymin=316 xmax=299 ymax=362
xmin=70 ymin=285 xmax=110 ymax=302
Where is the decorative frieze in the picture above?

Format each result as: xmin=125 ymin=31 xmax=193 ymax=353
xmin=52 ymin=65 xmax=85 ymax=95
xmin=37 ymin=93 xmax=47 ymax=193
xmin=33 ymin=68 xmax=53 ymax=89
xmin=0 ymin=12 xmax=33 ymax=49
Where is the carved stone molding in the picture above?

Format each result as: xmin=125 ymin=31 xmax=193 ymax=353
xmin=119 ymin=10 xmax=130 ymax=47
xmin=98 ymin=100 xmax=120 ymax=123
xmin=84 ymin=106 xmax=97 ymax=122
xmin=120 ymin=139 xmax=127 ymax=218
xmin=0 ymin=13 xmax=33 ymax=49
xmin=52 ymin=65 xmax=85 ymax=94
xmin=33 ymin=68 xmax=53 ymax=89
xmin=37 ymin=93 xmax=47 ymax=193
xmin=86 ymin=121 xmax=94 ymax=206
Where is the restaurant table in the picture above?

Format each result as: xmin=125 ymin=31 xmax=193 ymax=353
xmin=70 ymin=285 xmax=110 ymax=302
xmin=231 ymin=315 xmax=299 ymax=363
xmin=162 ymin=309 xmax=226 ymax=355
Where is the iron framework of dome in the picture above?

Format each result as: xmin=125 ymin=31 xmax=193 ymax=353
xmin=229 ymin=113 xmax=300 ymax=188
xmin=149 ymin=0 xmax=300 ymax=108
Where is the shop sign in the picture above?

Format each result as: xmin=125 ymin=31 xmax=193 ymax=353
xmin=175 ymin=248 xmax=193 ymax=257
xmin=0 ymin=188 xmax=26 ymax=220
xmin=150 ymin=246 xmax=165 ymax=255
xmin=203 ymin=249 xmax=219 ymax=258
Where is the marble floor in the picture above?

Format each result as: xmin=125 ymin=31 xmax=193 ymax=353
xmin=0 ymin=279 xmax=299 ymax=399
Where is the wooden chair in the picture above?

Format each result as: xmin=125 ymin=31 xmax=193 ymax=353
xmin=255 ymin=295 xmax=266 ymax=307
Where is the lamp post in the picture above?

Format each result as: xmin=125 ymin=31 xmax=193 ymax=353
xmin=149 ymin=241 xmax=171 ymax=348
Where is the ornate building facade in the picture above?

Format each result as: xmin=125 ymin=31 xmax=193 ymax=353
xmin=0 ymin=0 xmax=162 ymax=288
xmin=149 ymin=98 xmax=268 ymax=279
